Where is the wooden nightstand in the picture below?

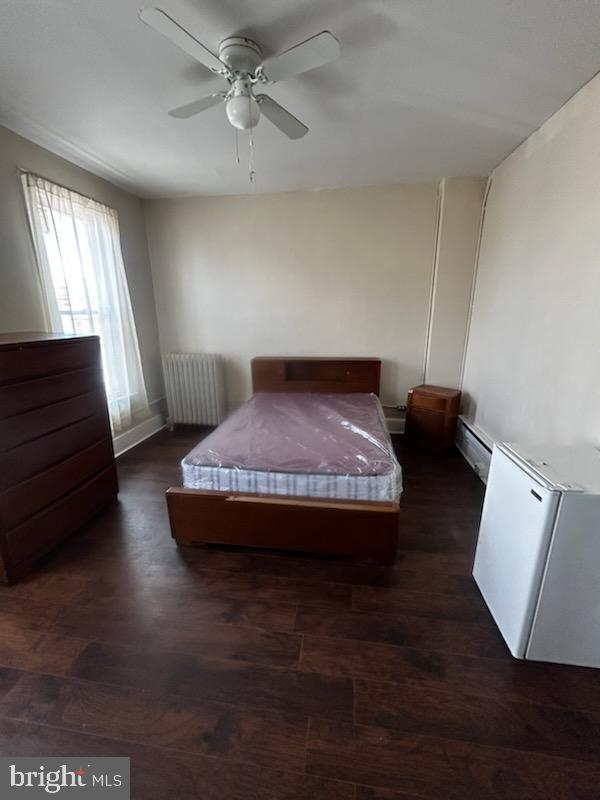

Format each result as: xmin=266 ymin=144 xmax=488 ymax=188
xmin=405 ymin=384 xmax=461 ymax=449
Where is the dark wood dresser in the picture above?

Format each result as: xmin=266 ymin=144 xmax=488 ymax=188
xmin=0 ymin=332 xmax=118 ymax=582
xmin=405 ymin=384 xmax=461 ymax=449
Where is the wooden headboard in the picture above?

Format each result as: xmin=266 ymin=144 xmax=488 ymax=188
xmin=251 ymin=357 xmax=381 ymax=395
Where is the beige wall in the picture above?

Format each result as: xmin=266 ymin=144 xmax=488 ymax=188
xmin=462 ymin=73 xmax=600 ymax=444
xmin=425 ymin=177 xmax=487 ymax=389
xmin=0 ymin=125 xmax=163 ymax=405
xmin=144 ymin=184 xmax=442 ymax=408
xmin=0 ymin=123 xmax=485 ymax=419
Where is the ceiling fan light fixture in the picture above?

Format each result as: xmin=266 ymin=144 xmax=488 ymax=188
xmin=141 ymin=10 xmax=341 ymax=139
xmin=226 ymin=91 xmax=261 ymax=131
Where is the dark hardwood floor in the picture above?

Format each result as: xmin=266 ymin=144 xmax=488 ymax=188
xmin=1 ymin=429 xmax=600 ymax=798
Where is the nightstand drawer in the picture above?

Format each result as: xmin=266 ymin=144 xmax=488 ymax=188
xmin=406 ymin=406 xmax=447 ymax=438
xmin=408 ymin=391 xmax=447 ymax=413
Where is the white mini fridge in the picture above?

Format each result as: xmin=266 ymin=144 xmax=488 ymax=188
xmin=473 ymin=442 xmax=600 ymax=667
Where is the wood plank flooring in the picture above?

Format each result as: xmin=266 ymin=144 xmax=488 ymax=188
xmin=1 ymin=428 xmax=600 ymax=799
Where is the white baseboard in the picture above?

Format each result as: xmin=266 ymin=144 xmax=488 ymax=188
xmin=385 ymin=417 xmax=406 ymax=434
xmin=382 ymin=405 xmax=405 ymax=435
xmin=113 ymin=412 xmax=166 ymax=458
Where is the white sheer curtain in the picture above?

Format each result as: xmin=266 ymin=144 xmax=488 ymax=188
xmin=22 ymin=172 xmax=149 ymax=433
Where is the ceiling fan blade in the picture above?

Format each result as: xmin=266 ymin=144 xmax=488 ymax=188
xmin=256 ymin=95 xmax=308 ymax=139
xmin=169 ymin=92 xmax=227 ymax=119
xmin=139 ymin=8 xmax=226 ymax=74
xmin=259 ymin=31 xmax=340 ymax=84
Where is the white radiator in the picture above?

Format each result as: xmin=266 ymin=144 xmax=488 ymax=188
xmin=162 ymin=353 xmax=225 ymax=426
xmin=455 ymin=417 xmax=492 ymax=483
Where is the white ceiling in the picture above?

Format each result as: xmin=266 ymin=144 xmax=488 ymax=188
xmin=2 ymin=0 xmax=600 ymax=198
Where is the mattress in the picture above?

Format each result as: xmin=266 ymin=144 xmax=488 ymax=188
xmin=182 ymin=392 xmax=402 ymax=502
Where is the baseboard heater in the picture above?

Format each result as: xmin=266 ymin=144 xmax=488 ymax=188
xmin=455 ymin=416 xmax=492 ymax=483
xmin=162 ymin=353 xmax=225 ymax=427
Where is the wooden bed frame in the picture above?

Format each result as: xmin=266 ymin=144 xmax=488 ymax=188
xmin=166 ymin=357 xmax=400 ymax=563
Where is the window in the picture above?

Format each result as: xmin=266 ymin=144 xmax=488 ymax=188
xmin=22 ymin=172 xmax=149 ymax=433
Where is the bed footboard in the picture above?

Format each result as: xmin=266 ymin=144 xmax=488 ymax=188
xmin=166 ymin=488 xmax=399 ymax=564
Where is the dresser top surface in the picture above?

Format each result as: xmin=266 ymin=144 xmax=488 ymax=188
xmin=0 ymin=331 xmax=98 ymax=349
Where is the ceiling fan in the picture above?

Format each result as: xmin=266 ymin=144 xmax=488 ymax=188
xmin=139 ymin=8 xmax=341 ymax=139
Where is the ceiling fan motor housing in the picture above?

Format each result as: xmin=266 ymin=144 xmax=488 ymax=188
xmin=218 ymin=37 xmax=262 ymax=74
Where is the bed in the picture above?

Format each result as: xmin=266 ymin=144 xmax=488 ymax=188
xmin=166 ymin=357 xmax=402 ymax=563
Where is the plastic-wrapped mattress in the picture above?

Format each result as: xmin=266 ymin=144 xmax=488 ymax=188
xmin=181 ymin=392 xmax=402 ymax=502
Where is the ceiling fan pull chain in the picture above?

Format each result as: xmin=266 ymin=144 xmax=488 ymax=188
xmin=248 ymin=95 xmax=257 ymax=185
xmin=249 ymin=130 xmax=257 ymax=185
xmin=234 ymin=127 xmax=240 ymax=164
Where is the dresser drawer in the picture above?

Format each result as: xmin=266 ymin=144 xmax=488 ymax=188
xmin=0 ymin=438 xmax=115 ymax=530
xmin=408 ymin=391 xmax=448 ymax=413
xmin=0 ymin=366 xmax=104 ymax=418
xmin=0 ymin=391 xmax=106 ymax=451
xmin=0 ymin=411 xmax=111 ymax=491
xmin=4 ymin=464 xmax=118 ymax=575
xmin=0 ymin=338 xmax=99 ymax=385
